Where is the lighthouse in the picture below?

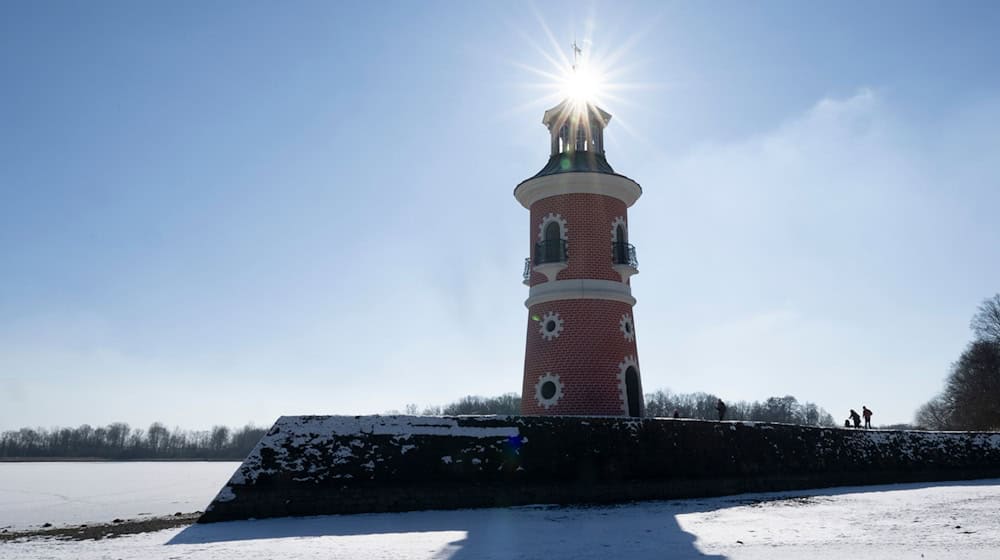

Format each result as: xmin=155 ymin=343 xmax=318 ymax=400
xmin=516 ymin=93 xmax=644 ymax=417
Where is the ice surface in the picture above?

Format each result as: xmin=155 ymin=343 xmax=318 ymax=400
xmin=0 ymin=462 xmax=239 ymax=530
xmin=2 ymin=479 xmax=1000 ymax=559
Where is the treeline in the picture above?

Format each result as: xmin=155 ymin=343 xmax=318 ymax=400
xmin=0 ymin=422 xmax=266 ymax=460
xmin=4 ymin=388 xmax=844 ymax=460
xmin=395 ymin=391 xmax=836 ymax=426
xmin=915 ymin=294 xmax=1000 ymax=431
xmin=645 ymin=391 xmax=836 ymax=426
xmin=397 ymin=393 xmax=523 ymax=416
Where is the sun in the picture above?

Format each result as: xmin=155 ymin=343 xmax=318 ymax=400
xmin=510 ymin=23 xmax=649 ymax=122
xmin=505 ymin=11 xmax=663 ymax=147
xmin=559 ymin=56 xmax=606 ymax=105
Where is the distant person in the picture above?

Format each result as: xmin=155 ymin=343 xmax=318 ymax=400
xmin=672 ymin=409 xmax=680 ymax=419
xmin=849 ymin=409 xmax=861 ymax=428
xmin=716 ymin=399 xmax=727 ymax=421
xmin=844 ymin=419 xmax=851 ymax=428
xmin=862 ymin=406 xmax=873 ymax=429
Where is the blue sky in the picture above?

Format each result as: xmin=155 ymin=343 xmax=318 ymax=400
xmin=2 ymin=1 xmax=998 ymax=429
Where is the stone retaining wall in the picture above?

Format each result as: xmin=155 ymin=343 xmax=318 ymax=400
xmin=199 ymin=415 xmax=1000 ymax=523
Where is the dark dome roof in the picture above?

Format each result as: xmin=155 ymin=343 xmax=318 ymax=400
xmin=528 ymin=150 xmax=616 ymax=180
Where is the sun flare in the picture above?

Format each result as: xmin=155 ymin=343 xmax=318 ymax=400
xmin=559 ymin=58 xmax=605 ymax=105
xmin=511 ymin=26 xmax=648 ymax=122
xmin=507 ymin=11 xmax=664 ymax=148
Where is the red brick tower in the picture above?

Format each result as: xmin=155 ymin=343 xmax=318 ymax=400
xmin=516 ymin=98 xmax=644 ymax=417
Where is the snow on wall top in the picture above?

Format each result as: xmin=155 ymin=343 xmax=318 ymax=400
xmin=211 ymin=415 xmax=523 ymax=504
xmin=206 ymin=415 xmax=1000 ymax=516
xmin=270 ymin=415 xmax=520 ymax=438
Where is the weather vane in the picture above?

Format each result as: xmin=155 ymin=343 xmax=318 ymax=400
xmin=572 ymin=40 xmax=583 ymax=71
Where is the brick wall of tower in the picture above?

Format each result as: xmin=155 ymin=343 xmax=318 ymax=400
xmin=521 ymin=299 xmax=642 ymax=415
xmin=527 ymin=193 xmax=628 ymax=286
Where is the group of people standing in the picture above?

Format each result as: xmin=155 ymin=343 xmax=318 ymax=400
xmin=670 ymin=399 xmax=874 ymax=428
xmin=847 ymin=406 xmax=873 ymax=429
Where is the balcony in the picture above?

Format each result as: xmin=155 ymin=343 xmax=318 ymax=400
xmin=526 ymin=239 xmax=569 ymax=283
xmin=612 ymin=242 xmax=639 ymax=281
xmin=612 ymin=242 xmax=638 ymax=267
xmin=534 ymin=239 xmax=568 ymax=265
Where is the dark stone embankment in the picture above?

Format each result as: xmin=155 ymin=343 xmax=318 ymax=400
xmin=199 ymin=415 xmax=1000 ymax=523
xmin=0 ymin=513 xmax=200 ymax=541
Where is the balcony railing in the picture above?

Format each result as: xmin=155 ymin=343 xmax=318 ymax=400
xmin=534 ymin=239 xmax=568 ymax=265
xmin=612 ymin=242 xmax=638 ymax=268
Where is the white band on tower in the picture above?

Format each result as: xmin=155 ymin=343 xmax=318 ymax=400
xmin=514 ymin=172 xmax=642 ymax=209
xmin=525 ymin=279 xmax=636 ymax=308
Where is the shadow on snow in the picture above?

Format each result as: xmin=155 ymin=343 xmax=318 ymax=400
xmin=169 ymin=502 xmax=726 ymax=559
xmin=167 ymin=478 xmax=1000 ymax=560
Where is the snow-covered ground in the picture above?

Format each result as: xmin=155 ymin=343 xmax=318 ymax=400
xmin=0 ymin=461 xmax=238 ymax=530
xmin=2 ymin=467 xmax=999 ymax=559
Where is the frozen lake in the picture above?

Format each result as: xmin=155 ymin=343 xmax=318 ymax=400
xmin=0 ymin=461 xmax=239 ymax=530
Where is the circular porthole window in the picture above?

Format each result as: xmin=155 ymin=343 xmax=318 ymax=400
xmin=619 ymin=314 xmax=635 ymax=342
xmin=534 ymin=373 xmax=564 ymax=409
xmin=539 ymin=311 xmax=565 ymax=341
xmin=540 ymin=381 xmax=557 ymax=399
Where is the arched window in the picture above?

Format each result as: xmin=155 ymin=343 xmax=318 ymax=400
xmin=544 ymin=221 xmax=561 ymax=242
xmin=536 ymin=214 xmax=568 ymax=266
xmin=539 ymin=221 xmax=565 ymax=264
xmin=613 ymin=224 xmax=628 ymax=264
xmin=625 ymin=367 xmax=641 ymax=417
xmin=576 ymin=126 xmax=587 ymax=151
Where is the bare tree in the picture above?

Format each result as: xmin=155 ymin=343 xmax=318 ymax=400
xmin=146 ymin=422 xmax=169 ymax=455
xmin=914 ymin=340 xmax=1000 ymax=431
xmin=644 ymin=389 xmax=678 ymax=417
xmin=914 ymin=295 xmax=1000 ymax=430
xmin=643 ymin=390 xmax=836 ymax=426
xmin=209 ymin=426 xmax=231 ymax=451
xmin=944 ymin=340 xmax=1000 ymax=430
xmin=107 ymin=422 xmax=129 ymax=450
xmin=971 ymin=294 xmax=1000 ymax=344
xmin=1 ymin=422 xmax=267 ymax=459
xmin=915 ymin=394 xmax=952 ymax=430
xmin=442 ymin=393 xmax=521 ymax=415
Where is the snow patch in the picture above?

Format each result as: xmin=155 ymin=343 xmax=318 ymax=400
xmin=214 ymin=486 xmax=236 ymax=503
xmin=268 ymin=415 xmax=520 ymax=438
